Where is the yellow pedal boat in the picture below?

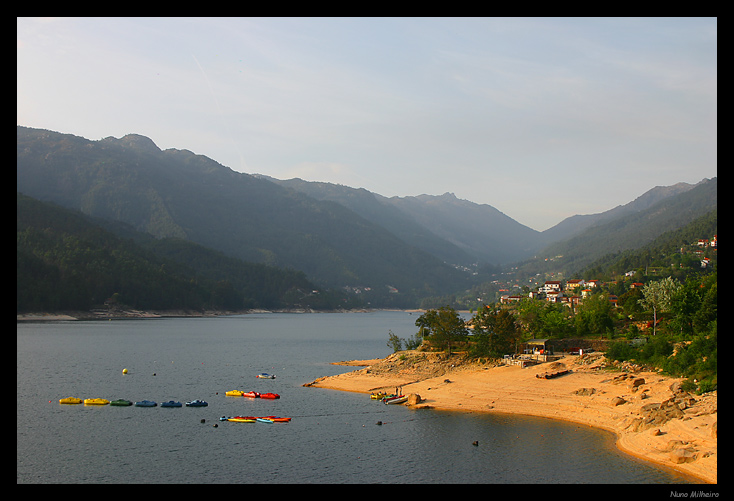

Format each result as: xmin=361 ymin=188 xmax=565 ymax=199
xmin=59 ymin=397 xmax=83 ymax=405
xmin=83 ymin=398 xmax=110 ymax=405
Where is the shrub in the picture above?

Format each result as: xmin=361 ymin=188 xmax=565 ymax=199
xmin=606 ymin=341 xmax=636 ymax=362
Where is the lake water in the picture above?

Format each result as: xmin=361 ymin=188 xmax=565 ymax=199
xmin=17 ymin=311 xmax=696 ymax=484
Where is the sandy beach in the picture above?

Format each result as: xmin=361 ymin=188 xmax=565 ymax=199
xmin=305 ymin=351 xmax=717 ymax=484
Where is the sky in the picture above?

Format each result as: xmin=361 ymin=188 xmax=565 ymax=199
xmin=17 ymin=17 xmax=717 ymax=231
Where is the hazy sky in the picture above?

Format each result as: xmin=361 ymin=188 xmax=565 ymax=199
xmin=17 ymin=17 xmax=716 ymax=231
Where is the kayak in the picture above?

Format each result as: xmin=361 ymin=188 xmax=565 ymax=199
xmin=161 ymin=400 xmax=182 ymax=407
xmin=256 ymin=373 xmax=276 ymax=379
xmin=371 ymin=392 xmax=391 ymax=400
xmin=185 ymin=400 xmax=208 ymax=407
xmin=226 ymin=390 xmax=261 ymax=398
xmin=134 ymin=400 xmax=157 ymax=407
xmin=110 ymin=399 xmax=133 ymax=406
xmin=228 ymin=416 xmax=256 ymax=423
xmin=83 ymin=398 xmax=110 ymax=406
xmin=59 ymin=397 xmax=83 ymax=405
xmin=256 ymin=417 xmax=274 ymax=423
xmin=264 ymin=416 xmax=291 ymax=423
xmin=383 ymin=395 xmax=407 ymax=405
xmin=259 ymin=392 xmax=280 ymax=399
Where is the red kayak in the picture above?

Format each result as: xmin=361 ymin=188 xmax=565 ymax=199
xmin=242 ymin=391 xmax=260 ymax=398
xmin=264 ymin=415 xmax=291 ymax=422
xmin=259 ymin=392 xmax=280 ymax=399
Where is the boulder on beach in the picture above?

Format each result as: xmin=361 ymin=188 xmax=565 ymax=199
xmin=611 ymin=396 xmax=627 ymax=406
xmin=407 ymin=393 xmax=422 ymax=405
xmin=669 ymin=448 xmax=697 ymax=464
xmin=573 ymin=387 xmax=596 ymax=396
xmin=628 ymin=377 xmax=646 ymax=389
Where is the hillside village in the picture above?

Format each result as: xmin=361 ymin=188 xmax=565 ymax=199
xmin=497 ymin=233 xmax=717 ymax=311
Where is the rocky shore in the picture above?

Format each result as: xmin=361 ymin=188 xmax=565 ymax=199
xmin=306 ymin=351 xmax=717 ymax=484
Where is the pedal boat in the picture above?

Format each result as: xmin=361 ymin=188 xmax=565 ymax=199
xmin=185 ymin=400 xmax=208 ymax=407
xmin=59 ymin=397 xmax=83 ymax=405
xmin=110 ymin=399 xmax=133 ymax=406
xmin=134 ymin=400 xmax=157 ymax=407
xmin=83 ymin=398 xmax=110 ymax=405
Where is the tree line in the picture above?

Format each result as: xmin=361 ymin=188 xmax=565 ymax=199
xmin=17 ymin=193 xmax=356 ymax=313
xmin=389 ymin=271 xmax=716 ymax=394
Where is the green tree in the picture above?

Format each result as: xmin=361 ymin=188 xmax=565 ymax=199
xmin=471 ymin=306 xmax=519 ymax=357
xmin=618 ymin=287 xmax=644 ymax=317
xmin=515 ymin=298 xmax=545 ymax=335
xmin=693 ymin=279 xmax=717 ymax=334
xmin=415 ymin=306 xmax=468 ymax=356
xmin=575 ymin=292 xmax=614 ymax=337
xmin=638 ymin=277 xmax=681 ymax=335
xmin=515 ymin=299 xmax=572 ymax=339
xmin=540 ymin=306 xmax=572 ymax=338
xmin=669 ymin=279 xmax=702 ymax=337
xmin=387 ymin=330 xmax=403 ymax=352
xmin=387 ymin=329 xmax=423 ymax=353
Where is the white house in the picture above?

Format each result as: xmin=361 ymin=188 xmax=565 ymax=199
xmin=540 ymin=281 xmax=562 ymax=293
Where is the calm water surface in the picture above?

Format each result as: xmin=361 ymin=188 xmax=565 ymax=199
xmin=17 ymin=312 xmax=696 ymax=484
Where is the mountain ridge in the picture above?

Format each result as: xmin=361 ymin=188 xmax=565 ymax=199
xmin=17 ymin=126 xmax=471 ymax=305
xmin=539 ymin=181 xmax=703 ymax=243
xmin=261 ymin=173 xmax=710 ymax=268
xmin=17 ymin=126 xmax=716 ymax=306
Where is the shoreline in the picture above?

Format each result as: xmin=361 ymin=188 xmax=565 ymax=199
xmin=16 ymin=308 xmax=378 ymax=322
xmin=307 ymin=352 xmax=717 ymax=484
xmin=18 ymin=311 xmax=716 ymax=484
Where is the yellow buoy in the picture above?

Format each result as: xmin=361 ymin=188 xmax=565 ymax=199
xmin=122 ymin=368 xmax=128 ymax=374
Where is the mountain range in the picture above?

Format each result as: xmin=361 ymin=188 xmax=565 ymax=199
xmin=16 ymin=126 xmax=716 ymax=306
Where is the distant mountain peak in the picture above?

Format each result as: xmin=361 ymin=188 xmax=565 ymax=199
xmin=102 ymin=133 xmax=161 ymax=153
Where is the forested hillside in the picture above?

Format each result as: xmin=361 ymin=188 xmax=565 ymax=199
xmin=580 ymin=209 xmax=717 ymax=281
xmin=514 ymin=178 xmax=717 ymax=278
xmin=16 ymin=126 xmax=471 ymax=306
xmin=17 ymin=193 xmax=353 ymax=313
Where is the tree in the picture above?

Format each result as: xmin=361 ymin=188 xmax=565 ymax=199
xmin=387 ymin=330 xmax=403 ymax=353
xmin=693 ymin=278 xmax=717 ymax=334
xmin=515 ymin=299 xmax=572 ymax=339
xmin=638 ymin=277 xmax=680 ymax=335
xmin=669 ymin=279 xmax=702 ymax=337
xmin=387 ymin=329 xmax=423 ymax=353
xmin=415 ymin=306 xmax=468 ymax=356
xmin=540 ymin=306 xmax=572 ymax=338
xmin=471 ymin=305 xmax=519 ymax=357
xmin=515 ymin=298 xmax=545 ymax=335
xmin=575 ymin=292 xmax=614 ymax=337
xmin=618 ymin=287 xmax=644 ymax=317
